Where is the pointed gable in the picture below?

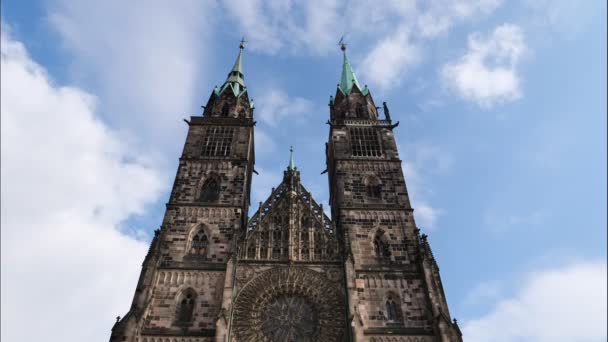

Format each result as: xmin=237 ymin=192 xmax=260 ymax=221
xmin=243 ymin=160 xmax=339 ymax=262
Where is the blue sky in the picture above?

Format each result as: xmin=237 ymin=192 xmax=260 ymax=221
xmin=1 ymin=1 xmax=606 ymax=341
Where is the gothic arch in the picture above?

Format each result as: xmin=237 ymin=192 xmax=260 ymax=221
xmin=196 ymin=173 xmax=221 ymax=203
xmin=365 ymin=175 xmax=382 ymax=199
xmin=371 ymin=227 xmax=392 ymax=260
xmin=384 ymin=291 xmax=403 ymax=323
xmin=186 ymin=223 xmax=210 ymax=257
xmin=174 ymin=287 xmax=198 ymax=324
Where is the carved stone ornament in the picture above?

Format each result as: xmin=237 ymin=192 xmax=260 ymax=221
xmin=232 ymin=267 xmax=345 ymax=341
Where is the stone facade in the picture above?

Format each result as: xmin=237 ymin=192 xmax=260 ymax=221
xmin=110 ymin=45 xmax=462 ymax=342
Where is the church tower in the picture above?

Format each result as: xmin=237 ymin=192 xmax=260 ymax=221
xmin=324 ymin=42 xmax=462 ymax=341
xmin=110 ymin=41 xmax=256 ymax=342
xmin=110 ymin=41 xmax=461 ymax=342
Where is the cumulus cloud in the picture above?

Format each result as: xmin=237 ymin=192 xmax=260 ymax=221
xmin=463 ymin=261 xmax=607 ymax=342
xmin=413 ymin=204 xmax=444 ymax=230
xmin=48 ymin=0 xmax=212 ymax=152
xmin=255 ymin=88 xmax=314 ymax=127
xmin=524 ymin=0 xmax=601 ymax=38
xmin=354 ymin=0 xmax=503 ymax=90
xmin=254 ymin=129 xmax=277 ymax=157
xmin=359 ymin=27 xmax=421 ymax=91
xmin=220 ymin=0 xmax=341 ymax=55
xmin=441 ymin=24 xmax=526 ymax=108
xmin=417 ymin=0 xmax=503 ymax=37
xmin=1 ymin=26 xmax=163 ymax=342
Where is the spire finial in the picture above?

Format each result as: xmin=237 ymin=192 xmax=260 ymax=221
xmin=288 ymin=146 xmax=296 ymax=171
xmin=338 ymin=37 xmax=367 ymax=95
xmin=338 ymin=36 xmax=346 ymax=52
xmin=223 ymin=39 xmax=246 ymax=90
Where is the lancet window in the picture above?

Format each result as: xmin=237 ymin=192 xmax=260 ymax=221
xmin=199 ymin=175 xmax=220 ymax=202
xmin=176 ymin=289 xmax=196 ymax=323
xmin=385 ymin=294 xmax=402 ymax=322
xmin=373 ymin=230 xmax=391 ymax=259
xmin=190 ymin=230 xmax=208 ymax=256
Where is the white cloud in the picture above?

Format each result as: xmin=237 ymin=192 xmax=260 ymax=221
xmin=359 ymin=27 xmax=421 ymax=91
xmin=463 ymin=281 xmax=503 ymax=307
xmin=441 ymin=24 xmax=526 ymax=108
xmin=414 ymin=203 xmax=444 ymax=230
xmin=254 ymin=129 xmax=277 ymax=157
xmin=524 ymin=0 xmax=601 ymax=39
xmin=463 ymin=261 xmax=607 ymax=342
xmin=220 ymin=0 xmax=341 ymax=56
xmin=48 ymin=0 xmax=213 ymax=152
xmin=1 ymin=27 xmax=163 ymax=342
xmin=400 ymin=142 xmax=453 ymax=230
xmin=355 ymin=0 xmax=502 ymax=91
xmin=417 ymin=0 xmax=503 ymax=38
xmin=256 ymin=89 xmax=314 ymax=127
xmin=483 ymin=209 xmax=548 ymax=234
xmin=218 ymin=0 xmax=505 ymax=94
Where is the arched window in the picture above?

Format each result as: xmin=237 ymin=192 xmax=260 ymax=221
xmin=373 ymin=230 xmax=391 ymax=258
xmin=385 ymin=295 xmax=400 ymax=321
xmin=366 ymin=176 xmax=382 ymax=199
xmin=177 ymin=290 xmax=196 ymax=323
xmin=260 ymin=231 xmax=268 ymax=259
xmin=199 ymin=175 xmax=220 ymax=202
xmin=356 ymin=103 xmax=365 ymax=118
xmin=301 ymin=230 xmax=309 ymax=260
xmin=272 ymin=230 xmax=282 ymax=259
xmin=190 ymin=230 xmax=208 ymax=256
xmin=221 ymin=104 xmax=229 ymax=117
xmin=247 ymin=241 xmax=256 ymax=259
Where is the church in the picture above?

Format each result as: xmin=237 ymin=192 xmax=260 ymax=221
xmin=109 ymin=41 xmax=462 ymax=342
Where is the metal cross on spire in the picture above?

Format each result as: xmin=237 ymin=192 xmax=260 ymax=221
xmin=239 ymin=37 xmax=247 ymax=49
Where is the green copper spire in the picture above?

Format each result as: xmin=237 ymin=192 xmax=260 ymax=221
xmin=215 ymin=38 xmax=247 ymax=97
xmin=338 ymin=41 xmax=368 ymax=96
xmin=288 ymin=146 xmax=296 ymax=171
xmin=226 ymin=40 xmax=245 ymax=86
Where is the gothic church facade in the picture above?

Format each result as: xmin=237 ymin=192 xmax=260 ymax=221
xmin=110 ymin=42 xmax=462 ymax=342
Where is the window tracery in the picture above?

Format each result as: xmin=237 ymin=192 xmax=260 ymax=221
xmin=190 ymin=230 xmax=208 ymax=256
xmin=385 ymin=294 xmax=402 ymax=323
xmin=199 ymin=175 xmax=220 ymax=202
xmin=241 ymin=186 xmax=338 ymax=262
xmin=201 ymin=127 xmax=234 ymax=157
xmin=373 ymin=230 xmax=391 ymax=259
xmin=350 ymin=127 xmax=382 ymax=157
xmin=176 ymin=289 xmax=196 ymax=323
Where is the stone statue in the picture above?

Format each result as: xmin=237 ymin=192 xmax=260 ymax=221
xmin=383 ymin=101 xmax=391 ymax=121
